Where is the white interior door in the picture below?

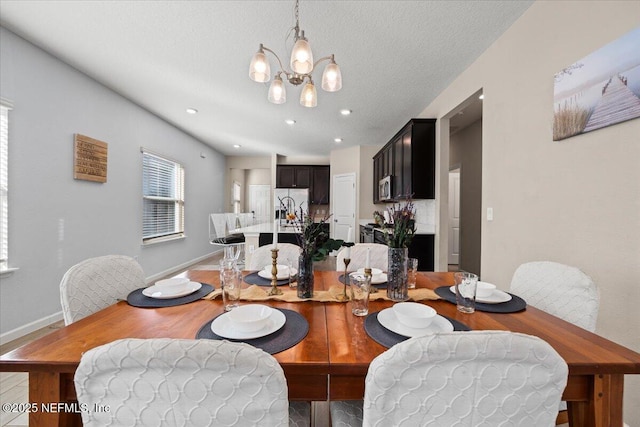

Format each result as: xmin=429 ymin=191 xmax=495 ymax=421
xmin=448 ymin=169 xmax=461 ymax=264
xmin=332 ymin=173 xmax=356 ymax=241
xmin=249 ymin=184 xmax=271 ymax=224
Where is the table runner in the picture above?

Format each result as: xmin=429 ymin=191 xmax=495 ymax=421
xmin=364 ymin=311 xmax=471 ymax=348
xmin=434 ymin=286 xmax=527 ymax=313
xmin=127 ymin=283 xmax=214 ymax=308
xmin=202 ymin=284 xmax=438 ymax=303
xmin=195 ymin=308 xmax=308 ymax=354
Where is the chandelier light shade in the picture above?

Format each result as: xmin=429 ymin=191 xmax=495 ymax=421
xmin=249 ymin=46 xmax=270 ymax=83
xmin=300 ymin=81 xmax=317 ymax=108
xmin=249 ymin=0 xmax=342 ymax=107
xmin=268 ymin=74 xmax=286 ymax=104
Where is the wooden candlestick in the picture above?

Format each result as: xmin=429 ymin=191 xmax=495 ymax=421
xmin=364 ymin=267 xmax=377 ymax=293
xmin=267 ymin=248 xmax=283 ymax=296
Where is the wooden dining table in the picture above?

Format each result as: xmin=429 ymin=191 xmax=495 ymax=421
xmin=1 ymin=270 xmax=639 ymax=427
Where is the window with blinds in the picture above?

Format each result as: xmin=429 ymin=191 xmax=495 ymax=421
xmin=142 ymin=150 xmax=184 ymax=244
xmin=0 ymin=100 xmax=11 ymax=271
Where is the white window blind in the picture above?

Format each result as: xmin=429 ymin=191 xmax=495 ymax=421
xmin=0 ymin=100 xmax=11 ymax=270
xmin=142 ymin=150 xmax=184 ymax=243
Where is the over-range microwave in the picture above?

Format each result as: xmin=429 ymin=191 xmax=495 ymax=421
xmin=379 ymin=176 xmax=392 ymax=201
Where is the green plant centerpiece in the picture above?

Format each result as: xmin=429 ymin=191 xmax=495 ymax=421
xmin=384 ymin=199 xmax=416 ymax=301
xmin=288 ymin=206 xmax=347 ymax=299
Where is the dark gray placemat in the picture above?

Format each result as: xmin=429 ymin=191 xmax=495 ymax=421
xmin=196 ymin=308 xmax=308 ymax=355
xmin=338 ymin=273 xmax=387 ymax=289
xmin=364 ymin=311 xmax=471 ymax=348
xmin=244 ymin=271 xmax=292 ymax=287
xmin=434 ymin=286 xmax=527 ymax=313
xmin=127 ymin=283 xmax=214 ymax=308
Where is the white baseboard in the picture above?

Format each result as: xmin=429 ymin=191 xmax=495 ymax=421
xmin=144 ymin=250 xmax=222 ymax=284
xmin=0 ymin=311 xmax=64 ymax=346
xmin=1 ymin=251 xmax=222 ymax=346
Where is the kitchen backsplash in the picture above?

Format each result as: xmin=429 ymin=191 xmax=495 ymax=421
xmin=385 ymin=199 xmax=435 ymax=227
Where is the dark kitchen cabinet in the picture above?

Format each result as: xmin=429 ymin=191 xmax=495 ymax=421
xmin=372 ymin=118 xmax=436 ymax=202
xmin=373 ymin=229 xmax=434 ymax=271
xmin=276 ymin=165 xmax=311 ymax=188
xmin=276 ymin=165 xmax=330 ymax=205
xmin=310 ymin=166 xmax=330 ymax=204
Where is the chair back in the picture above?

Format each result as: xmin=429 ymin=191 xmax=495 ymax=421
xmin=209 ymin=213 xmax=229 ymax=240
xmin=60 ymin=255 xmax=145 ymax=325
xmin=510 ymin=261 xmax=599 ymax=331
xmin=363 ymin=331 xmax=568 ymax=427
xmin=74 ymin=338 xmax=289 ymax=427
xmin=249 ymin=243 xmax=302 ymax=271
xmin=336 ymin=243 xmax=388 ymax=271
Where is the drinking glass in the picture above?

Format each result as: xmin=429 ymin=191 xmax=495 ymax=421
xmin=407 ymin=258 xmax=419 ymax=289
xmin=286 ymin=257 xmax=296 ymax=288
xmin=454 ymin=271 xmax=478 ymax=313
xmin=349 ymin=274 xmax=371 ymax=316
xmin=220 ymin=259 xmax=241 ymax=311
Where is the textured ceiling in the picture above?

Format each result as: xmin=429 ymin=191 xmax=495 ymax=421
xmin=0 ymin=1 xmax=532 ymax=157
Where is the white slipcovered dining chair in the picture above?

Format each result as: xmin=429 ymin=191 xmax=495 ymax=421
xmin=509 ymin=261 xmax=599 ymax=331
xmin=249 ymin=243 xmax=302 ymax=271
xmin=336 ymin=243 xmax=388 ymax=272
xmin=510 ymin=260 xmax=600 ymax=423
xmin=330 ymin=331 xmax=568 ymax=427
xmin=74 ymin=338 xmax=297 ymax=426
xmin=59 ymin=255 xmax=145 ymax=325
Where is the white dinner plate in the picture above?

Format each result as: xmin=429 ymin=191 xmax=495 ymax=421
xmin=349 ymin=272 xmax=387 ymax=284
xmin=143 ymin=282 xmax=202 ymax=299
xmin=448 ymin=286 xmax=512 ymax=304
xmin=257 ymin=268 xmax=297 ymax=280
xmin=211 ymin=309 xmax=286 ymax=340
xmin=377 ymin=308 xmax=453 ymax=338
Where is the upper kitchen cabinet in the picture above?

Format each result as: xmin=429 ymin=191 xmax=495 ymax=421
xmin=276 ymin=165 xmax=330 ymax=205
xmin=373 ymin=118 xmax=436 ymax=202
xmin=276 ymin=165 xmax=311 ymax=188
xmin=310 ymin=165 xmax=330 ymax=205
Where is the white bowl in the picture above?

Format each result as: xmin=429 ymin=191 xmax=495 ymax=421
xmin=227 ymin=304 xmax=273 ymax=333
xmin=264 ymin=264 xmax=290 ymax=274
xmin=393 ymin=302 xmax=436 ymax=329
xmin=154 ymin=277 xmax=189 ymax=293
xmin=357 ymin=267 xmax=383 ymax=276
xmin=476 ymin=281 xmax=497 ymax=298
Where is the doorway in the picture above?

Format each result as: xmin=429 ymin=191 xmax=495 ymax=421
xmin=446 ymin=90 xmax=483 ymax=276
xmin=332 ymin=173 xmax=356 ymax=241
xmin=248 ymin=184 xmax=271 ymax=224
xmin=448 ymin=167 xmax=461 ymax=268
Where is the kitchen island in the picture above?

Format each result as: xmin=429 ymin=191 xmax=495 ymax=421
xmin=232 ymin=221 xmax=304 ymax=268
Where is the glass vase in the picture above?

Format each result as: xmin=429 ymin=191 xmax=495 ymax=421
xmin=297 ymin=254 xmax=314 ymax=299
xmin=387 ymin=247 xmax=409 ymax=302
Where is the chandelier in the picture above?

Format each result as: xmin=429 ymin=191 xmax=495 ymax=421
xmin=249 ymin=0 xmax=342 ymax=107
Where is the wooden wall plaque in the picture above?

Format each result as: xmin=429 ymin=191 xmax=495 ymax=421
xmin=74 ymin=134 xmax=108 ymax=183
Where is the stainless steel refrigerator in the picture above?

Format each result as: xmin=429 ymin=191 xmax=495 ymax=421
xmin=274 ymin=188 xmax=309 ymax=224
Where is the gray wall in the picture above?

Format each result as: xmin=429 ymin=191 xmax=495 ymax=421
xmin=450 ymin=119 xmax=482 ymax=275
xmin=0 ymin=27 xmax=225 ymax=336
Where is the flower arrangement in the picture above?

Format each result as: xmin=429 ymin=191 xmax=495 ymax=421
xmin=284 ymin=204 xmax=345 ymax=261
xmin=384 ymin=199 xmax=416 ymax=248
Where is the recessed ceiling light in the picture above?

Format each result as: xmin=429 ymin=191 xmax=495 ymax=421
xmin=186 ymin=108 xmax=198 ymax=114
xmin=478 ymin=94 xmax=484 ymax=100
xmin=334 ymin=138 xmax=343 ymax=143
xmin=340 ymin=109 xmax=352 ymax=116
xmin=233 ymin=144 xmax=241 ymax=149
xmin=285 ymin=119 xmax=296 ymax=125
